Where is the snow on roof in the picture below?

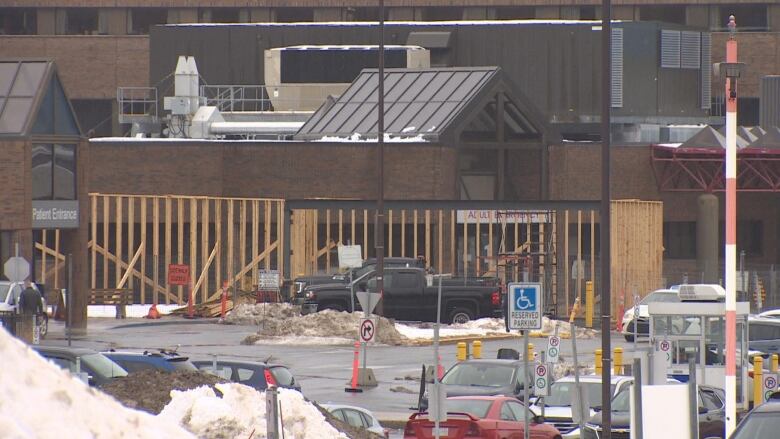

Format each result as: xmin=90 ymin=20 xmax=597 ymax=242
xmin=89 ymin=137 xmax=302 ymax=143
xmin=166 ymin=19 xmax=619 ymax=28
xmin=0 ymin=327 xmax=194 ymax=438
xmin=314 ymin=133 xmax=428 ymax=143
xmin=272 ymin=45 xmax=425 ymax=50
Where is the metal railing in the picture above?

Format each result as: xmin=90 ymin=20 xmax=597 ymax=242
xmin=200 ymin=84 xmax=336 ymax=112
xmin=117 ymin=87 xmax=158 ymax=124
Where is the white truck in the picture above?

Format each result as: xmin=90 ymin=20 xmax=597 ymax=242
xmin=0 ymin=281 xmax=48 ymax=338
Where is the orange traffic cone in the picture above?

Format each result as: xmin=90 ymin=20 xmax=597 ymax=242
xmin=146 ymin=304 xmax=161 ymax=319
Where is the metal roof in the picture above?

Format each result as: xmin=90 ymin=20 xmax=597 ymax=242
xmin=0 ymin=59 xmax=81 ymax=138
xmin=296 ymin=66 xmax=546 ymax=143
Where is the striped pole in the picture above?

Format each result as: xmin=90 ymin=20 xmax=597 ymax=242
xmin=724 ymin=15 xmax=738 ymax=437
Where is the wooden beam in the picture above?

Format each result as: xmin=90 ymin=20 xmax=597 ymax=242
xmin=189 ymin=198 xmax=197 ymax=304
xmin=590 ymin=210 xmax=596 ymax=284
xmin=140 ymin=197 xmax=147 ymax=303
xmin=214 ymin=199 xmax=221 ymax=293
xmin=577 ymin=210 xmax=582 ymax=305
xmin=276 ymin=201 xmax=283 ymax=276
xmin=102 ymin=196 xmax=109 ymax=289
xmin=206 ymin=241 xmax=278 ymax=302
xmin=564 ymin=210 xmax=570 ymax=312
xmin=401 ymin=210 xmax=406 ymax=257
xmin=514 ymin=220 xmax=519 ymax=281
xmin=165 ymin=197 xmax=172 ymax=305
xmin=240 ymin=200 xmax=247 ymax=288
xmin=475 ymin=210 xmax=481 ymax=276
xmin=115 ymin=197 xmax=122 ymax=289
xmin=252 ymin=200 xmax=260 ymax=284
xmin=326 ymin=209 xmax=331 ymax=272
xmin=54 ymin=229 xmax=60 ymax=289
xmin=41 ymin=230 xmax=47 ymax=285
xmin=192 ymin=241 xmax=219 ymax=298
xmin=91 ymin=194 xmax=97 ymax=289
xmin=177 ymin=198 xmax=184 ymax=303
xmin=128 ymin=197 xmax=135 ymax=290
xmin=388 ymin=209 xmax=393 ymax=257
xmin=201 ymin=198 xmax=209 ymax=302
xmin=338 ymin=209 xmax=343 ymax=246
xmin=438 ymin=210 xmax=443 ymax=274
xmin=265 ymin=201 xmax=272 ymax=271
xmin=450 ymin=211 xmax=456 ymax=274
xmin=153 ymin=197 xmax=160 ymax=305
xmin=117 ymin=243 xmax=144 ymax=289
xmin=463 ymin=213 xmax=468 ymax=276
xmin=363 ymin=210 xmax=368 ymax=259
xmin=351 ymin=209 xmax=356 ymax=247
xmin=413 ymin=210 xmax=418 ymax=258
xmin=227 ymin=200 xmax=235 ymax=292
xmin=488 ymin=217 xmax=493 ymax=275
xmin=425 ymin=210 xmax=431 ymax=269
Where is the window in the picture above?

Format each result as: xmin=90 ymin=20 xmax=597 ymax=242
xmin=663 ymin=222 xmax=696 ymax=259
xmin=120 ymin=361 xmax=156 ymax=373
xmin=61 ymin=8 xmax=99 ymax=35
xmin=640 ymin=5 xmax=685 ymax=25
xmin=701 ymin=389 xmax=723 ymax=411
xmin=749 ymin=323 xmax=780 ymax=342
xmin=32 ymin=144 xmax=77 ymax=200
xmin=507 ymin=401 xmax=531 ymax=422
xmin=269 ymin=366 xmax=295 ymax=386
xmin=718 ymin=5 xmax=767 ymax=32
xmin=500 ymin=402 xmax=517 ymax=421
xmin=395 ymin=272 xmax=418 ymax=289
xmin=237 ymin=368 xmax=254 ymax=381
xmin=495 ymin=7 xmax=535 ymax=20
xmin=580 ymin=6 xmax=597 ymax=20
xmin=129 ymin=8 xmax=167 ymax=34
xmin=421 ymin=7 xmax=464 ymax=21
xmin=201 ymin=8 xmax=241 ymax=23
xmin=342 ymin=409 xmax=368 ymax=428
xmin=330 ymin=410 xmax=345 ymax=422
xmin=0 ymin=8 xmax=36 ymax=35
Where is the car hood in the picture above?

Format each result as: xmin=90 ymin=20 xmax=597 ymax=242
xmin=304 ymin=283 xmax=350 ymax=292
xmin=442 ymin=384 xmax=515 ymax=397
xmin=588 ymin=411 xmax=630 ymax=429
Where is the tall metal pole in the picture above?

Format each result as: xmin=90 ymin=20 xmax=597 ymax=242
xmin=434 ymin=274 xmax=443 ymax=439
xmin=600 ymin=0 xmax=613 ymax=436
xmin=375 ymin=0 xmax=385 ymax=316
xmin=724 ymin=15 xmax=739 ymax=437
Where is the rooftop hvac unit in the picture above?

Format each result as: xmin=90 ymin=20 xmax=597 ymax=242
xmin=264 ymin=45 xmax=430 ymax=112
xmin=760 ymin=75 xmax=780 ymax=129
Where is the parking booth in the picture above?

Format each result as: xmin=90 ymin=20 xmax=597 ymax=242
xmin=648 ymin=284 xmax=750 ymax=410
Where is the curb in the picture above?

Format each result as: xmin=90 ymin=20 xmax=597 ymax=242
xmin=401 ymin=330 xmax=599 ymax=346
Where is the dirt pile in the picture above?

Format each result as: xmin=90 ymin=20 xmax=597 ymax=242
xmin=243 ymin=310 xmax=409 ymax=346
xmin=100 ymin=370 xmax=228 ymax=414
xmin=224 ymin=303 xmax=301 ymax=325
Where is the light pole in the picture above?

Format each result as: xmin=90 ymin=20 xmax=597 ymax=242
xmin=375 ymin=0 xmax=385 ymax=316
xmin=722 ymin=15 xmax=745 ymax=437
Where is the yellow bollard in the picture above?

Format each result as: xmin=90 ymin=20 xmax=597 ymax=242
xmin=456 ymin=342 xmax=467 ymax=361
xmin=528 ymin=343 xmax=535 ymax=361
xmin=585 ymin=281 xmax=594 ymax=329
xmin=772 ymin=354 xmax=778 ymax=373
xmin=754 ymin=356 xmax=764 ymax=405
xmin=614 ymin=347 xmax=624 ymax=375
xmin=595 ymin=349 xmax=603 ymax=375
xmin=472 ymin=340 xmax=482 ymax=359
xmin=569 ymin=297 xmax=581 ymax=324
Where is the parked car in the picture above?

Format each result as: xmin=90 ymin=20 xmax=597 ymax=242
xmin=748 ymin=316 xmax=780 ymax=355
xmin=0 ymin=280 xmax=48 ymax=338
xmin=33 ymin=345 xmax=127 ymax=386
xmin=293 ymin=257 xmax=426 ymax=304
xmin=405 ymin=396 xmax=562 ymax=439
xmin=730 ymin=399 xmax=780 ymax=438
xmin=192 ymin=360 xmax=300 ymax=391
xmin=102 ymin=350 xmax=198 ymax=373
xmin=321 ymin=404 xmax=388 ymax=438
xmin=757 ymin=309 xmax=780 ymax=319
xmin=582 ymin=384 xmax=725 ymax=439
xmin=302 ymin=267 xmax=503 ymax=323
xmin=529 ymin=375 xmax=634 ymax=438
xmin=620 ymin=288 xmax=680 ymax=341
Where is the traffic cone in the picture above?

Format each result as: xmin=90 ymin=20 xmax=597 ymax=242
xmin=146 ymin=304 xmax=161 ymax=319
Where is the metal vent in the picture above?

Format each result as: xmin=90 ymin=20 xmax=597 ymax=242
xmin=611 ymin=28 xmax=624 ymax=108
xmin=760 ymin=76 xmax=780 ymax=129
xmin=701 ymin=33 xmax=712 ymax=110
xmin=661 ymin=30 xmax=681 ymax=68
xmin=681 ymin=31 xmax=701 ymax=69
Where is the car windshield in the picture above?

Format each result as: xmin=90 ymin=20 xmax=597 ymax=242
xmin=543 ymin=382 xmax=615 ymax=408
xmin=611 ymin=388 xmax=631 ymax=412
xmin=0 ymin=284 xmax=9 ymax=302
xmin=82 ymin=353 xmax=128 ymax=378
xmin=445 ymin=399 xmax=493 ymax=418
xmin=733 ymin=412 xmax=780 ymax=438
xmin=442 ymin=363 xmax=516 ymax=387
xmin=640 ymin=292 xmax=679 ymax=305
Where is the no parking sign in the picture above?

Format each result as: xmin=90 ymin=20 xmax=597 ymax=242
xmin=546 ymin=336 xmax=561 ymax=364
xmin=763 ymin=374 xmax=778 ymax=403
xmin=534 ymin=363 xmax=550 ymax=396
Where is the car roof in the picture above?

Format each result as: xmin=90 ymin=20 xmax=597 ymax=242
xmin=191 ymin=359 xmax=284 ymax=368
xmin=321 ymin=404 xmax=375 ymax=414
xmin=103 ymin=350 xmax=187 ymax=358
xmin=448 ymin=395 xmax=514 ymax=401
xmin=749 ymin=316 xmax=780 ymax=324
xmin=34 ymin=345 xmax=99 ymax=356
xmin=453 ymin=359 xmax=523 ymax=366
xmin=751 ymin=400 xmax=780 ymax=413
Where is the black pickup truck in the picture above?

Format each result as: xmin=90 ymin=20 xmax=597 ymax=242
xmin=300 ymin=267 xmax=503 ymax=324
xmin=291 ymin=257 xmax=425 ymax=304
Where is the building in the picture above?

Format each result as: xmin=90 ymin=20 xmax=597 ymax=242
xmin=1 ymin=1 xmax=779 ymax=136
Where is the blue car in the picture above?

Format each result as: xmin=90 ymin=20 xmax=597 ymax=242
xmin=102 ymin=350 xmax=198 ymax=373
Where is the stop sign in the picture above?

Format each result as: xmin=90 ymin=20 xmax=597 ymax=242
xmin=4 ymin=256 xmax=30 ymax=282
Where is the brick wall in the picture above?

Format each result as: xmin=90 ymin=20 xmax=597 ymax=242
xmin=88 ymin=140 xmax=458 ymax=200
xmin=712 ymin=32 xmax=780 ymax=98
xmin=0 ymin=140 xmax=30 ymax=230
xmin=0 ymin=36 xmax=149 ymax=99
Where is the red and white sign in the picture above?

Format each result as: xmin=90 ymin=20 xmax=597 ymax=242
xmin=359 ymin=319 xmax=375 ymax=343
xmin=168 ymin=264 xmax=190 ymax=285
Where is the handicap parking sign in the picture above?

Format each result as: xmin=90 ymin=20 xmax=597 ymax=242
xmin=508 ymin=282 xmax=543 ymax=330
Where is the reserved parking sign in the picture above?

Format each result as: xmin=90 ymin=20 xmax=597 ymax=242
xmin=507 ymin=282 xmax=543 ymax=330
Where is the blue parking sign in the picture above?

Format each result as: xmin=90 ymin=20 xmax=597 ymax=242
xmin=508 ymin=282 xmax=542 ymax=330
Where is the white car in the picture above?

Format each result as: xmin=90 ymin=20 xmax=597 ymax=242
xmin=0 ymin=281 xmax=48 ymax=338
xmin=758 ymin=309 xmax=780 ymax=319
xmin=321 ymin=403 xmax=388 ymax=438
xmin=621 ymin=288 xmax=680 ymax=341
xmin=529 ymin=374 xmax=634 ymax=438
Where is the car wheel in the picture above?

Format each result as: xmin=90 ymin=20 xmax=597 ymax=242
xmin=322 ymin=303 xmax=345 ymax=312
xmin=449 ymin=308 xmax=474 ymax=325
xmin=38 ymin=314 xmax=48 ymax=339
xmin=624 ymin=334 xmax=634 ymax=342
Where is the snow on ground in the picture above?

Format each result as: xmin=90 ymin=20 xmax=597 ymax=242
xmin=87 ymin=304 xmax=181 ymax=318
xmin=397 ymin=317 xmax=597 ymax=341
xmin=0 ymin=327 xmax=194 ymax=439
xmin=159 ymin=383 xmax=347 ymax=439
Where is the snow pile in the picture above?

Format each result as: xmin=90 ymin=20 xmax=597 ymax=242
xmin=243 ymin=310 xmax=408 ymax=346
xmin=396 ymin=318 xmax=509 ymax=340
xmin=0 ymin=327 xmax=194 ymax=439
xmin=552 ymin=361 xmax=596 ymax=379
xmin=537 ymin=317 xmax=598 ymax=339
xmin=159 ymin=383 xmax=347 ymax=439
xmin=224 ymin=303 xmax=302 ymax=325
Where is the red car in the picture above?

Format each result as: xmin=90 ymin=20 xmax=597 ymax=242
xmin=404 ymin=396 xmax=562 ymax=439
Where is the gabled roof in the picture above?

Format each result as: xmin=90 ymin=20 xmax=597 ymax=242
xmin=295 ymin=66 xmax=547 ymax=143
xmin=679 ymin=126 xmax=725 ymax=150
xmin=0 ymin=60 xmax=81 ymax=138
xmin=747 ymin=127 xmax=780 ymax=150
